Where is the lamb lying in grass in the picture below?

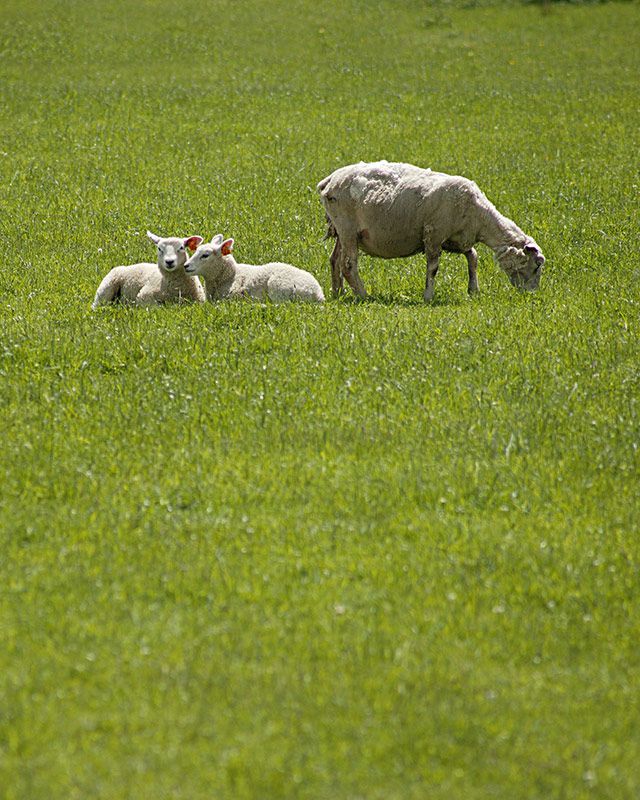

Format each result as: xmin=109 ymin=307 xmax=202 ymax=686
xmin=92 ymin=232 xmax=206 ymax=308
xmin=317 ymin=160 xmax=545 ymax=301
xmin=184 ymin=235 xmax=325 ymax=303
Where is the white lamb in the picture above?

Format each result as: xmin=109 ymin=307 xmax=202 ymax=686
xmin=92 ymin=232 xmax=206 ymax=308
xmin=317 ymin=160 xmax=545 ymax=301
xmin=184 ymin=235 xmax=325 ymax=303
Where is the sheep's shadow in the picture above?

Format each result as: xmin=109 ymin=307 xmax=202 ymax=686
xmin=332 ymin=292 xmax=467 ymax=309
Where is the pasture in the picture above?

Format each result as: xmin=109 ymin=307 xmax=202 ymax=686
xmin=1 ymin=0 xmax=639 ymax=797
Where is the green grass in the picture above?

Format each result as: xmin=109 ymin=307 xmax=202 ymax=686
xmin=1 ymin=1 xmax=639 ymax=798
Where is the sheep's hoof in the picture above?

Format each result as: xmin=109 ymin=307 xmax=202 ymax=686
xmin=351 ymin=292 xmax=369 ymax=303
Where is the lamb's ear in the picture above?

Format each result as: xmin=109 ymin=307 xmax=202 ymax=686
xmin=184 ymin=235 xmax=204 ymax=251
xmin=211 ymin=234 xmax=224 ymax=246
xmin=147 ymin=231 xmax=161 ymax=245
xmin=221 ymin=238 xmax=234 ymax=256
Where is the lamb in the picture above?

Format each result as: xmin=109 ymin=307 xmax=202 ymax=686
xmin=184 ymin=235 xmax=325 ymax=303
xmin=317 ymin=160 xmax=545 ymax=301
xmin=92 ymin=232 xmax=206 ymax=308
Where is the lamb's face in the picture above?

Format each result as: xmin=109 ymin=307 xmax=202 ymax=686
xmin=184 ymin=244 xmax=218 ymax=276
xmin=184 ymin=235 xmax=234 ymax=276
xmin=499 ymin=239 xmax=545 ymax=291
xmin=146 ymin=233 xmax=204 ymax=274
xmin=155 ymin=237 xmax=188 ymax=273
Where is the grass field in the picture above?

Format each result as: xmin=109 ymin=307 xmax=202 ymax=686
xmin=1 ymin=0 xmax=639 ymax=797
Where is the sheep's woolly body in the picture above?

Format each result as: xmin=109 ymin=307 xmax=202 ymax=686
xmin=92 ymin=262 xmax=205 ymax=308
xmin=318 ymin=160 xmax=544 ymax=300
xmin=186 ymin=240 xmax=325 ymax=304
xmin=210 ymin=258 xmax=325 ymax=303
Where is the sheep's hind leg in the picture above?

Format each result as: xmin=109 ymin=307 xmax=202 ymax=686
xmin=340 ymin=237 xmax=367 ymax=299
xmin=423 ymin=250 xmax=441 ymax=302
xmin=466 ymin=248 xmax=479 ymax=295
xmin=330 ymin=238 xmax=344 ymax=297
xmin=92 ymin=275 xmax=121 ymax=308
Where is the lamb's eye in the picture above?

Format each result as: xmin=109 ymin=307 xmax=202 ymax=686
xmin=202 ymin=253 xmax=210 ymax=259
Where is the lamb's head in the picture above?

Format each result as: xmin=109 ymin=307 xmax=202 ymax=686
xmin=147 ymin=231 xmax=203 ymax=274
xmin=184 ymin=234 xmax=234 ymax=276
xmin=495 ymin=237 xmax=545 ymax=291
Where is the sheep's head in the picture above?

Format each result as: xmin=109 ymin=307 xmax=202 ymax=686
xmin=147 ymin=231 xmax=203 ymax=274
xmin=496 ymin=238 xmax=545 ymax=291
xmin=184 ymin=234 xmax=234 ymax=276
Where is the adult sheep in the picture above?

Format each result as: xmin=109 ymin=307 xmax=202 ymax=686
xmin=317 ymin=160 xmax=545 ymax=301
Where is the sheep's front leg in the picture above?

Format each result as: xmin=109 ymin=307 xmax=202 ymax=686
xmin=340 ymin=237 xmax=367 ymax=299
xmin=330 ymin=238 xmax=344 ymax=297
xmin=465 ymin=248 xmax=479 ymax=295
xmin=136 ymin=287 xmax=160 ymax=307
xmin=424 ymin=250 xmax=441 ymax=302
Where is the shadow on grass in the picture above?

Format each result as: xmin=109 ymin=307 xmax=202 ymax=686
xmin=330 ymin=292 xmax=467 ymax=309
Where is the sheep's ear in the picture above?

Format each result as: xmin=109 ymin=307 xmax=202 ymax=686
xmin=211 ymin=234 xmax=224 ymax=246
xmin=147 ymin=231 xmax=161 ymax=245
xmin=221 ymin=238 xmax=234 ymax=256
xmin=184 ymin=235 xmax=204 ymax=251
xmin=524 ymin=243 xmax=545 ymax=267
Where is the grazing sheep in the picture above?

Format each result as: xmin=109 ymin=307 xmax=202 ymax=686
xmin=92 ymin=232 xmax=206 ymax=308
xmin=184 ymin=235 xmax=325 ymax=303
xmin=317 ymin=160 xmax=545 ymax=301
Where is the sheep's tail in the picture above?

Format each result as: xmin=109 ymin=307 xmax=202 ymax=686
xmin=323 ymin=214 xmax=337 ymax=241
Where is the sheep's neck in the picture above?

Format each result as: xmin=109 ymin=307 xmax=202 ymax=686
xmin=476 ymin=202 xmax=525 ymax=252
xmin=160 ymin=266 xmax=189 ymax=285
xmin=204 ymin=255 xmax=237 ymax=298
